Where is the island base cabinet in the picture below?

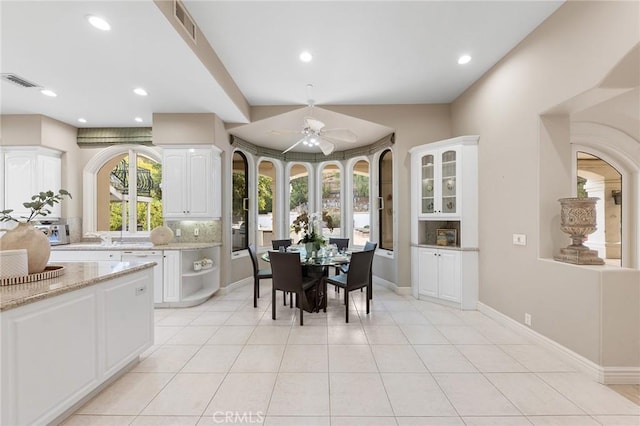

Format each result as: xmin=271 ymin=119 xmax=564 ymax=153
xmin=0 ymin=269 xmax=153 ymax=426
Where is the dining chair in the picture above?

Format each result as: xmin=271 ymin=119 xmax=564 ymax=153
xmin=323 ymin=249 xmax=376 ymax=323
xmin=269 ymin=251 xmax=320 ymax=326
xmin=329 ymin=237 xmax=349 ymax=276
xmin=339 ymin=241 xmax=377 ymax=299
xmin=248 ymin=244 xmax=274 ymax=308
xmin=271 ymin=239 xmax=292 ymax=250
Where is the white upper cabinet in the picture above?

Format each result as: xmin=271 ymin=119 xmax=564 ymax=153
xmin=162 ymin=147 xmax=221 ymax=219
xmin=417 ymin=147 xmax=461 ymax=218
xmin=2 ymin=147 xmax=62 ymax=220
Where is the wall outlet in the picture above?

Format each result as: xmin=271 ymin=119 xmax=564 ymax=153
xmin=194 ymin=228 xmax=199 ymax=237
xmin=524 ymin=313 xmax=532 ymax=326
xmin=175 ymin=229 xmax=181 ymax=237
xmin=513 ymin=233 xmax=527 ymax=246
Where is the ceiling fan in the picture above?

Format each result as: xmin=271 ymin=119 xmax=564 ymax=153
xmin=272 ymin=85 xmax=358 ymax=155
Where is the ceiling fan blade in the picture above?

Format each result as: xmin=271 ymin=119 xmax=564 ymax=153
xmin=282 ymin=137 xmax=306 ymax=154
xmin=318 ymin=138 xmax=335 ymax=155
xmin=271 ymin=129 xmax=301 ymax=136
xmin=320 ymin=128 xmax=358 ymax=143
xmin=305 ymin=117 xmax=325 ymax=133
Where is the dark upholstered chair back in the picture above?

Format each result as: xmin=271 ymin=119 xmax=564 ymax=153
xmin=329 ymin=238 xmax=349 ymax=251
xmin=345 ymin=249 xmax=375 ymax=291
xmin=272 ymin=239 xmax=293 ymax=250
xmin=269 ymin=251 xmax=304 ymax=293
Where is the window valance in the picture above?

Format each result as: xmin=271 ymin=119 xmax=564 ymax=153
xmin=231 ymin=132 xmax=394 ymax=163
xmin=77 ymin=127 xmax=152 ymax=146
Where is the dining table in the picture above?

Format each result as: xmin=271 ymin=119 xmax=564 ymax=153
xmin=261 ymin=247 xmax=352 ymax=312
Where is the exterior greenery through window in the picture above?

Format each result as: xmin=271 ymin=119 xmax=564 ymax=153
xmin=353 ymin=160 xmax=370 ymax=246
xmin=97 ymin=151 xmax=162 ymax=233
xmin=321 ymin=164 xmax=341 ymax=239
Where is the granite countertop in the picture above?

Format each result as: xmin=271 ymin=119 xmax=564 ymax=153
xmin=0 ymin=261 xmax=156 ymax=312
xmin=411 ymin=243 xmax=479 ymax=251
xmin=52 ymin=242 xmax=221 ymax=251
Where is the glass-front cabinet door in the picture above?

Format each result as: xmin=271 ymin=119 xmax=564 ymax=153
xmin=417 ymin=147 xmax=460 ymax=218
xmin=421 ymin=154 xmax=435 ymax=214
xmin=440 ymin=150 xmax=457 ymax=215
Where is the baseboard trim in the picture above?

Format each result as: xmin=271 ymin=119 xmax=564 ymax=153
xmin=219 ymin=277 xmax=252 ymax=295
xmin=477 ymin=302 xmax=639 ymax=384
xmin=373 ymin=276 xmax=412 ymax=296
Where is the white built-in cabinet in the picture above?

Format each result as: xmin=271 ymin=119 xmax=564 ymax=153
xmin=1 ymin=146 xmax=62 ymax=220
xmin=49 ymin=245 xmax=220 ymax=307
xmin=162 ymin=146 xmax=221 ymax=219
xmin=409 ymin=136 xmax=479 ymax=310
xmin=161 ymin=247 xmax=220 ymax=307
xmin=0 ymin=268 xmax=153 ymax=426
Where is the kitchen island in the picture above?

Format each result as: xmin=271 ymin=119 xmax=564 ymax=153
xmin=0 ymin=261 xmax=155 ymax=425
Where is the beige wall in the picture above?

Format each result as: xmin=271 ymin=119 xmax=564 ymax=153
xmin=451 ymin=1 xmax=640 ymax=367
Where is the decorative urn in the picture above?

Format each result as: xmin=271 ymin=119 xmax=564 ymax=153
xmin=554 ymin=197 xmax=604 ymax=265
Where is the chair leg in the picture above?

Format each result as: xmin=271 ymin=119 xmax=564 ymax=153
xmin=272 ymin=288 xmax=276 ymax=320
xmin=283 ymin=291 xmax=286 ymax=306
xmin=290 ymin=292 xmax=293 ymax=308
xmin=366 ymin=286 xmax=370 ymax=314
xmin=254 ymin=277 xmax=258 ymax=308
xmin=299 ymin=294 xmax=304 ymax=326
xmin=345 ymin=290 xmax=349 ymax=323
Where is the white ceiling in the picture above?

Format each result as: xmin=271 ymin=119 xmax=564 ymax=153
xmin=1 ymin=0 xmax=564 ymax=149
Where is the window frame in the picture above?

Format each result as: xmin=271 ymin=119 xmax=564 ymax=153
xmin=82 ymin=144 xmax=161 ymax=236
xmin=231 ymin=150 xmax=250 ymax=252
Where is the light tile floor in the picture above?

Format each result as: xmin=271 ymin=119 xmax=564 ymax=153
xmin=66 ymin=282 xmax=640 ymax=426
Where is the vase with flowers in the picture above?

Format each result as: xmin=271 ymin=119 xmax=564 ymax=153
xmin=291 ymin=211 xmax=335 ymax=259
xmin=0 ymin=190 xmax=72 ymax=273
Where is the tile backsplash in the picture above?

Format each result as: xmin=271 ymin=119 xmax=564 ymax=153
xmin=166 ymin=220 xmax=221 ymax=243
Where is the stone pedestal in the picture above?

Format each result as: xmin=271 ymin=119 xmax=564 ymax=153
xmin=554 ymin=197 xmax=604 ymax=265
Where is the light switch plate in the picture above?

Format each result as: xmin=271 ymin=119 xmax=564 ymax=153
xmin=513 ymin=234 xmax=527 ymax=246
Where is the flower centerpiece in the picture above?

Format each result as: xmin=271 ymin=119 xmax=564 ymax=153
xmin=291 ymin=211 xmax=335 ymax=257
xmin=0 ymin=189 xmax=72 ymax=273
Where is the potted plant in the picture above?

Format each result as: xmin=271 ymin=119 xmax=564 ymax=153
xmin=291 ymin=211 xmax=334 ymax=258
xmin=0 ymin=190 xmax=72 ymax=274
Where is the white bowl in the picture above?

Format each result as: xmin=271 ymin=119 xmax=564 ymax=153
xmin=0 ymin=249 xmax=28 ymax=279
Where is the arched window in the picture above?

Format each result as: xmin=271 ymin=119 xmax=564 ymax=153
xmin=289 ymin=163 xmax=310 ymax=242
xmin=378 ymin=149 xmax=393 ymax=250
xmin=83 ymin=145 xmax=162 ymax=235
xmin=257 ymin=159 xmax=277 ymax=248
xmin=232 ymin=151 xmax=249 ymax=251
xmin=352 ymin=159 xmax=370 ymax=245
xmin=320 ymin=162 xmax=341 ymax=239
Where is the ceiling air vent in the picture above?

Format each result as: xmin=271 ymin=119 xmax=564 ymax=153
xmin=1 ymin=73 xmax=41 ymax=88
xmin=174 ymin=0 xmax=196 ymax=43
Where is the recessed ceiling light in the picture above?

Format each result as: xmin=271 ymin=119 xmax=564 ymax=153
xmin=78 ymin=118 xmax=87 ymax=123
xmin=133 ymin=87 xmax=148 ymax=96
xmin=87 ymin=15 xmax=111 ymax=31
xmin=458 ymin=54 xmax=472 ymax=65
xmin=134 ymin=117 xmax=143 ymax=123
xmin=299 ymin=51 xmax=313 ymax=63
xmin=40 ymin=89 xmax=57 ymax=97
